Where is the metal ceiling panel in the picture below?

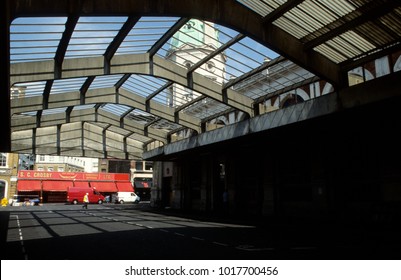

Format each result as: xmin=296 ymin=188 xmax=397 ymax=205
xmin=236 ymin=0 xmax=276 ymax=17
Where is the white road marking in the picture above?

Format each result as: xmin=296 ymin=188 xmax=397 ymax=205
xmin=13 ymin=215 xmax=28 ymax=260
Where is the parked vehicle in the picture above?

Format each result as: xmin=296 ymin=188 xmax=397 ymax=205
xmin=112 ymin=191 xmax=140 ymax=204
xmin=11 ymin=194 xmax=40 ymax=206
xmin=67 ymin=187 xmax=104 ymax=204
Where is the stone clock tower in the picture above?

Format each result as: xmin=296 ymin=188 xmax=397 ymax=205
xmin=166 ymin=19 xmax=226 ymax=107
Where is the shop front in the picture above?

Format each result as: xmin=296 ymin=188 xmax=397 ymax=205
xmin=16 ymin=171 xmax=132 ymax=203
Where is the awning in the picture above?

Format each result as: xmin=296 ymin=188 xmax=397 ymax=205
xmin=116 ymin=182 xmax=134 ymax=192
xmin=90 ymin=182 xmax=117 ymax=192
xmin=42 ymin=181 xmax=72 ymax=192
xmin=73 ymin=181 xmax=89 ymax=188
xmin=17 ymin=180 xmax=41 ymax=191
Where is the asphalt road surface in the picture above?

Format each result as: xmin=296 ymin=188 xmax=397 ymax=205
xmin=1 ymin=203 xmax=400 ymax=260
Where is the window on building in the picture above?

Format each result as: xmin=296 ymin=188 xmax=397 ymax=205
xmin=58 ymin=167 xmax=64 ymax=172
xmin=135 ymin=161 xmax=143 ymax=171
xmin=39 ymin=155 xmax=45 ymax=161
xmin=206 ymin=62 xmax=215 ymax=73
xmin=145 ymin=162 xmax=153 ymax=171
xmin=0 ymin=153 xmax=7 ymax=167
xmin=47 ymin=167 xmax=53 ymax=171
xmin=348 ymin=73 xmax=364 ymax=86
xmin=37 ymin=167 xmax=44 ymax=171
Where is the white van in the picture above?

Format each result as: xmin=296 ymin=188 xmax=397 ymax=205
xmin=112 ymin=192 xmax=140 ymax=204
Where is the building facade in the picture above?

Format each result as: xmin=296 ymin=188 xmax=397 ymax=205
xmin=99 ymin=158 xmax=153 ymax=200
xmin=0 ymin=153 xmax=19 ymax=200
xmin=166 ymin=20 xmax=226 ymax=107
xmin=130 ymin=160 xmax=153 ymax=200
xmin=35 ymin=155 xmax=98 ymax=173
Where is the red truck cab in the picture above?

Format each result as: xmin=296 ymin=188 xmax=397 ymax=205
xmin=67 ymin=187 xmax=104 ymax=205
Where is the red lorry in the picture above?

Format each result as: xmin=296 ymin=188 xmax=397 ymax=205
xmin=67 ymin=187 xmax=105 ymax=205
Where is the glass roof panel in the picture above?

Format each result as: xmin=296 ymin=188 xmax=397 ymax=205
xmin=157 ymin=19 xmax=278 ymax=87
xmin=72 ymin=104 xmax=96 ymax=110
xmin=182 ymin=97 xmax=231 ymax=120
xmin=10 ymin=17 xmax=67 ymax=63
xmin=126 ymin=109 xmax=157 ymax=125
xmin=150 ymin=118 xmax=182 ymax=132
xmin=121 ymin=74 xmax=169 ymax=100
xmin=89 ymin=75 xmax=125 ymax=90
xmin=65 ymin=16 xmax=127 ymax=58
xmin=12 ymin=81 xmax=47 ymax=98
xmin=50 ymin=77 xmax=87 ymax=94
xmin=223 ymin=37 xmax=277 ymax=82
xmin=232 ymin=60 xmax=314 ymax=100
xmin=159 ymin=21 xmax=241 ymax=73
xmin=100 ymin=103 xmax=132 ymax=117
xmin=41 ymin=107 xmax=67 ymax=115
xmin=117 ymin=17 xmax=180 ymax=55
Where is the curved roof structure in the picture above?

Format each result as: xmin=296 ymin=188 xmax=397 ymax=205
xmin=2 ymin=0 xmax=401 ymax=159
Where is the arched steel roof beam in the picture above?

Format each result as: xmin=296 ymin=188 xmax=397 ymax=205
xmin=10 ymin=86 xmax=201 ymax=133
xmin=11 ymin=106 xmax=169 ymax=144
xmin=10 ymin=53 xmax=253 ymax=116
xmin=104 ymin=16 xmax=141 ymax=74
xmin=55 ymin=15 xmax=79 ymax=79
xmin=11 ymin=122 xmax=144 ymax=159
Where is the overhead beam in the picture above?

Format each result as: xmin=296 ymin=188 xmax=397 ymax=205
xmin=102 ymin=124 xmax=112 ymax=158
xmin=148 ymin=17 xmax=189 ymax=58
xmin=42 ymin=80 xmax=53 ymax=110
xmin=10 ymin=54 xmax=254 ymax=116
xmin=104 ymin=16 xmax=141 ymax=74
xmin=146 ymin=81 xmax=173 ymax=103
xmin=262 ymin=0 xmax=304 ymax=23
xmin=54 ymin=15 xmax=79 ymax=79
xmin=80 ymin=76 xmax=95 ymax=104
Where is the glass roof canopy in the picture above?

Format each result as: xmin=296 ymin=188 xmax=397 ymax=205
xmin=7 ymin=0 xmax=401 ymax=159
